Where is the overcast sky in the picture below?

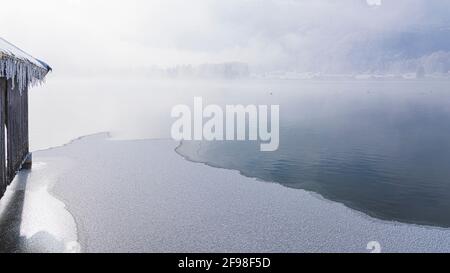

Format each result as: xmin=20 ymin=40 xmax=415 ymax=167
xmin=1 ymin=0 xmax=449 ymax=74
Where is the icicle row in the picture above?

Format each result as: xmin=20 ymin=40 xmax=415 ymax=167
xmin=0 ymin=55 xmax=48 ymax=93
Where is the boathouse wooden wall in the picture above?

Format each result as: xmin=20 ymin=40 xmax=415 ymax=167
xmin=0 ymin=77 xmax=30 ymax=200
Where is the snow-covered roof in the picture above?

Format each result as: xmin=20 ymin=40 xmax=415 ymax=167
xmin=0 ymin=37 xmax=51 ymax=92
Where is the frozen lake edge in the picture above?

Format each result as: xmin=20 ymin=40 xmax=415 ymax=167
xmin=2 ymin=133 xmax=450 ymax=253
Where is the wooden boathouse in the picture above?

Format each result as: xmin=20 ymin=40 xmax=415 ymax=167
xmin=0 ymin=38 xmax=51 ymax=200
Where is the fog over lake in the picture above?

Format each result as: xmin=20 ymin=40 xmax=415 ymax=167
xmin=1 ymin=0 xmax=450 ymax=252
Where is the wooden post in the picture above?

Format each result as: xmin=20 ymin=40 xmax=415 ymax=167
xmin=19 ymin=80 xmax=31 ymax=170
xmin=0 ymin=78 xmax=6 ymax=198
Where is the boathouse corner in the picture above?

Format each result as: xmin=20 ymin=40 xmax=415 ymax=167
xmin=0 ymin=37 xmax=51 ymax=200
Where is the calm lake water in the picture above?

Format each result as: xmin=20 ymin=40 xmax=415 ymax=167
xmin=176 ymin=80 xmax=450 ymax=228
xmin=29 ymin=77 xmax=450 ymax=228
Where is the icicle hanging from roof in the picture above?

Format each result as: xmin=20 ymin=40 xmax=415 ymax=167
xmin=0 ymin=37 xmax=51 ymax=93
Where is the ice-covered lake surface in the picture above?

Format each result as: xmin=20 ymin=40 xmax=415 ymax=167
xmin=3 ymin=133 xmax=450 ymax=253
xmin=1 ymin=77 xmax=450 ymax=252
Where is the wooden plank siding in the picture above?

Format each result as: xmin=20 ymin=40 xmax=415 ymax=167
xmin=0 ymin=78 xmax=6 ymax=199
xmin=6 ymin=78 xmax=30 ymax=184
xmin=0 ymin=77 xmax=31 ymax=199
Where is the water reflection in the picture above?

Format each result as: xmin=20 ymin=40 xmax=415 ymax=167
xmin=177 ymin=81 xmax=450 ymax=227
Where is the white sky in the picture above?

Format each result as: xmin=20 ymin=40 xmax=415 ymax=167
xmin=1 ymin=0 xmax=448 ymax=74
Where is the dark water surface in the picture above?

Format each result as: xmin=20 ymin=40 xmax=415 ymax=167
xmin=177 ymin=80 xmax=450 ymax=227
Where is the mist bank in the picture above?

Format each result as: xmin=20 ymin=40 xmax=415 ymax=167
xmin=3 ymin=0 xmax=450 ymax=78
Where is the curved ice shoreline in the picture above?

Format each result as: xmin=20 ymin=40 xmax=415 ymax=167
xmin=3 ymin=133 xmax=450 ymax=252
xmin=174 ymin=141 xmax=450 ymax=230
